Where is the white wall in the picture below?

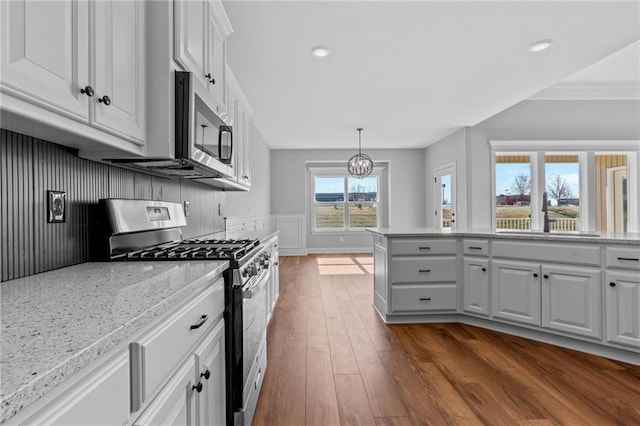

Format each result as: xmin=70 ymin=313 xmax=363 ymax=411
xmin=225 ymin=122 xmax=271 ymax=217
xmin=424 ymin=99 xmax=640 ymax=229
xmin=271 ymin=148 xmax=426 ymax=251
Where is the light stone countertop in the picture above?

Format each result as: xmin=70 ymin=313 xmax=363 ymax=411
xmin=366 ymin=228 xmax=640 ymax=245
xmin=0 ymin=260 xmax=229 ymax=423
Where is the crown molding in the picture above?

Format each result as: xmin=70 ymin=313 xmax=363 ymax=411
xmin=529 ymin=81 xmax=640 ymax=100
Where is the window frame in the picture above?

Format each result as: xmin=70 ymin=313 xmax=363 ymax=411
xmin=309 ymin=167 xmax=382 ymax=233
xmin=490 ymin=140 xmax=639 ymax=233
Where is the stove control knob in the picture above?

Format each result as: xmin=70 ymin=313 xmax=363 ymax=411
xmin=249 ymin=263 xmax=258 ymax=276
xmin=241 ymin=269 xmax=249 ymax=278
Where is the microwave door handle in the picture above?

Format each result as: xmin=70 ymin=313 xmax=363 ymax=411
xmin=218 ymin=125 xmax=232 ymax=164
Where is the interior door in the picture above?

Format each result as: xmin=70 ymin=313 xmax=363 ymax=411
xmin=607 ymin=167 xmax=628 ymax=233
xmin=434 ymin=164 xmax=456 ymax=231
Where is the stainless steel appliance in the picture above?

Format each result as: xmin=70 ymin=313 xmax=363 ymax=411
xmin=104 ymin=71 xmax=233 ymax=182
xmin=100 ymin=199 xmax=269 ymax=426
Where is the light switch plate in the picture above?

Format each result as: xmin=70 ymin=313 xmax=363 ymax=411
xmin=183 ymin=201 xmax=190 ymax=217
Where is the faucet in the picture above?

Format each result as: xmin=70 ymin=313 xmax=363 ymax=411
xmin=542 ymin=192 xmax=556 ymax=233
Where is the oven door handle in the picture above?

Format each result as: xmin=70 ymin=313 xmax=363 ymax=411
xmin=242 ymin=271 xmax=269 ymax=299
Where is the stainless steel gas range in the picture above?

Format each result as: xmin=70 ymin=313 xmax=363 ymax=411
xmin=100 ymin=199 xmax=269 ymax=426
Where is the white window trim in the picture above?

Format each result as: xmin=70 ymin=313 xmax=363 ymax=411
xmin=308 ymin=166 xmax=384 ymax=234
xmin=490 ymin=141 xmax=640 ymax=233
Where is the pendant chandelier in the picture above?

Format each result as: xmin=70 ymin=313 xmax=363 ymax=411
xmin=347 ymin=128 xmax=373 ymax=179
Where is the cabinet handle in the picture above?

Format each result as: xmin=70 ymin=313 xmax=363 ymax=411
xmin=98 ymin=95 xmax=111 ymax=106
xmin=419 ymin=297 xmax=432 ymax=301
xmin=205 ymin=72 xmax=212 ymax=80
xmin=190 ymin=314 xmax=209 ymax=330
xmin=193 ymin=382 xmax=203 ymax=393
xmin=617 ymin=257 xmax=639 ymax=262
xmin=610 ymin=282 xmax=616 ymax=287
xmin=201 ymin=369 xmax=211 ymax=380
xmin=481 ymin=267 xmax=486 ymax=272
xmin=533 ymin=273 xmax=538 ymax=278
xmin=275 ymin=262 xmax=279 ymax=266
xmin=469 ymin=246 xmax=482 ymax=250
xmin=80 ymin=85 xmax=94 ymax=97
xmin=543 ymin=274 xmax=549 ymax=279
xmin=418 ymin=247 xmax=431 ymax=250
xmin=419 ymin=269 xmax=431 ymax=273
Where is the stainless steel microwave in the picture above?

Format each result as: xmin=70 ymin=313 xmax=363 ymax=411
xmin=105 ymin=71 xmax=233 ymax=180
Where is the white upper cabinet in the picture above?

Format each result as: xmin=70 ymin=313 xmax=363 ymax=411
xmin=93 ymin=0 xmax=145 ymax=141
xmin=1 ymin=0 xmax=89 ymax=120
xmin=225 ymin=66 xmax=252 ymax=189
xmin=174 ymin=0 xmax=231 ymax=117
xmin=1 ymin=0 xmax=146 ymax=148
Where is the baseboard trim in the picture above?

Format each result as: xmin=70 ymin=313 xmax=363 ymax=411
xmin=306 ymin=247 xmax=373 ymax=254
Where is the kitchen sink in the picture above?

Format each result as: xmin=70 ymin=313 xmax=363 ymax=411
xmin=498 ymin=231 xmax=601 ymax=237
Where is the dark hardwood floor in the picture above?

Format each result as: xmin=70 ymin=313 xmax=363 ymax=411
xmin=253 ymin=254 xmax=640 ymax=425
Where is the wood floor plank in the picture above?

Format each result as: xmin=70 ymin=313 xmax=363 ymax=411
xmin=252 ymin=255 xmax=640 ymax=425
xmin=334 ymin=374 xmax=376 ymax=426
xmin=306 ymin=347 xmax=341 ymax=426
xmin=376 ymin=351 xmax=449 ymax=425
xmin=374 ymin=417 xmax=413 ymax=426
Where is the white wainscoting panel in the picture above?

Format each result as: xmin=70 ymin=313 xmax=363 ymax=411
xmin=274 ymin=214 xmax=307 ymax=256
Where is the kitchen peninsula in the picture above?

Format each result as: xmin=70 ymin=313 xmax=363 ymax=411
xmin=368 ymin=228 xmax=640 ymax=365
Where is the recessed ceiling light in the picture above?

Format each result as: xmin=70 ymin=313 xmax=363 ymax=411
xmin=311 ymin=46 xmax=331 ymax=58
xmin=529 ymin=39 xmax=553 ymax=52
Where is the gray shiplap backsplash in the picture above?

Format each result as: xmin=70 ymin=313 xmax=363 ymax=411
xmin=0 ymin=129 xmax=225 ymax=282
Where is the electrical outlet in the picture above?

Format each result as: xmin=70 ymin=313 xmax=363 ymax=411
xmin=339 ymin=236 xmax=344 ymax=242
xmin=183 ymin=201 xmax=190 ymax=217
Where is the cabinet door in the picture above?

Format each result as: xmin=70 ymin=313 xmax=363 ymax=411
xmin=491 ymin=260 xmax=541 ymax=326
xmin=606 ymin=270 xmax=640 ymax=348
xmin=207 ymin=9 xmax=226 ymax=113
xmin=194 ymin=320 xmax=226 ymax=426
xmin=240 ymin=112 xmax=251 ymax=186
xmin=373 ymin=242 xmax=388 ymax=314
xmin=1 ymin=0 xmax=89 ymax=119
xmin=174 ymin=0 xmax=207 ymax=86
xmin=227 ymin=87 xmax=239 ymax=181
xmin=463 ymin=257 xmax=490 ymax=317
xmin=93 ymin=0 xmax=145 ymax=142
xmin=134 ymin=357 xmax=197 ymax=426
xmin=541 ymin=265 xmax=601 ymax=338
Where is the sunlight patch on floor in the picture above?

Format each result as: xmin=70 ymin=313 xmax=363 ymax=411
xmin=318 ymin=265 xmax=365 ymax=275
xmin=315 ymin=255 xmax=373 ymax=275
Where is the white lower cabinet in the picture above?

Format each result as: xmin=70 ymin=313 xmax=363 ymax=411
xmin=491 ymin=260 xmax=541 ymax=326
xmin=541 ymin=265 xmax=601 ymax=339
xmin=134 ymin=356 xmax=197 ymax=426
xmin=194 ymin=320 xmax=226 ymax=426
xmin=19 ymin=351 xmax=130 ymax=426
xmin=463 ymin=257 xmax=490 ymax=317
xmin=606 ymin=270 xmax=640 ymax=348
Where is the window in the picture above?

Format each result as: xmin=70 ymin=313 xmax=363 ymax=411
xmin=495 ymin=155 xmax=532 ymax=230
xmin=545 ymin=155 xmax=580 ymax=231
xmin=313 ymin=175 xmax=379 ymax=231
xmin=490 ymin=141 xmax=639 ymax=233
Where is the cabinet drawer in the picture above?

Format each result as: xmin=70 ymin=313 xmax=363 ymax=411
xmin=463 ymin=239 xmax=489 ymax=256
xmin=390 ymin=239 xmax=456 ymax=256
xmin=492 ymin=241 xmax=600 ymax=266
xmin=130 ymin=279 xmax=224 ymax=410
xmin=391 ymin=284 xmax=457 ymax=312
xmin=23 ymin=351 xmax=130 ymax=426
xmin=606 ymin=247 xmax=640 ymax=270
xmin=390 ymin=257 xmax=456 ymax=283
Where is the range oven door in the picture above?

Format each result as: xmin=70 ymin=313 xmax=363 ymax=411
xmin=225 ymin=266 xmax=269 ymax=426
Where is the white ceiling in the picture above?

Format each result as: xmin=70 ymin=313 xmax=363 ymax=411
xmin=222 ymin=1 xmax=640 ymax=150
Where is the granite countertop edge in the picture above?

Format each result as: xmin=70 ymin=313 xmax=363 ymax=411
xmin=366 ymin=228 xmax=640 ymax=245
xmin=0 ymin=260 xmax=229 ymax=424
